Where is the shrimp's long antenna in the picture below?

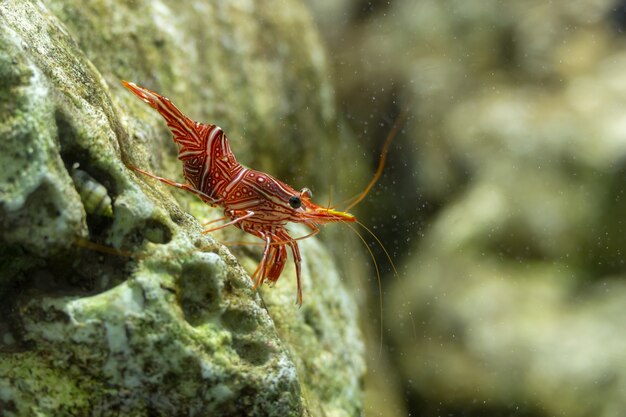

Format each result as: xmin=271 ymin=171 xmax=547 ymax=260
xmin=355 ymin=220 xmax=399 ymax=278
xmin=345 ymin=222 xmax=384 ymax=359
xmin=327 ymin=185 xmax=333 ymax=210
xmin=344 ymin=111 xmax=407 ymax=212
xmin=352 ymin=219 xmax=401 ymax=359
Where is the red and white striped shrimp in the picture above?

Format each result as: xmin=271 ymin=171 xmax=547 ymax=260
xmin=122 ymin=81 xmax=356 ymax=305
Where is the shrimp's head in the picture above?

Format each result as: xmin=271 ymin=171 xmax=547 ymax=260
xmin=290 ymin=187 xmax=356 ymax=225
xmin=246 ymin=170 xmax=356 ymax=225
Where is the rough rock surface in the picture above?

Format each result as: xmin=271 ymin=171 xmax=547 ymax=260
xmin=0 ymin=1 xmax=365 ymax=416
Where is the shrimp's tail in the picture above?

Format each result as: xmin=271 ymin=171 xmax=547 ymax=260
xmin=122 ymin=81 xmax=195 ymax=143
xmin=122 ymin=80 xmax=238 ymax=167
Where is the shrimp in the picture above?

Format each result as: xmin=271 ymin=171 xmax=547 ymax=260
xmin=122 ymin=81 xmax=356 ymax=305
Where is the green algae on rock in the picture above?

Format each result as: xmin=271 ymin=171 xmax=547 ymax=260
xmin=0 ymin=1 xmax=365 ymax=416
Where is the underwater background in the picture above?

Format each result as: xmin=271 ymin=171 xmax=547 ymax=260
xmin=306 ymin=0 xmax=626 ymax=416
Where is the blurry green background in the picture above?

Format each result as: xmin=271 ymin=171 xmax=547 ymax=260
xmin=305 ymin=0 xmax=626 ymax=416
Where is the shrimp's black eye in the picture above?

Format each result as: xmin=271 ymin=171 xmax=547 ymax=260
xmin=289 ymin=195 xmax=302 ymax=209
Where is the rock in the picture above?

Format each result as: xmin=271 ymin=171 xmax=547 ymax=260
xmin=0 ymin=1 xmax=365 ymax=416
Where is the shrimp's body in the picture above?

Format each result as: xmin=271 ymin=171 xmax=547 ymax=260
xmin=123 ymin=81 xmax=355 ymax=305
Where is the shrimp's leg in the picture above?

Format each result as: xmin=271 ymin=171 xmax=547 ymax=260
xmin=220 ymin=226 xmax=319 ymax=247
xmin=201 ymin=216 xmax=229 ymax=226
xmin=266 ymin=243 xmax=287 ymax=282
xmin=202 ymin=210 xmax=255 ymax=233
xmin=127 ymin=164 xmax=220 ymax=205
xmin=280 ymin=230 xmax=303 ymax=306
xmin=252 ymin=234 xmax=273 ymax=289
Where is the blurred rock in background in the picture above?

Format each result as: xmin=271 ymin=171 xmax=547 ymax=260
xmin=306 ymin=0 xmax=626 ymax=416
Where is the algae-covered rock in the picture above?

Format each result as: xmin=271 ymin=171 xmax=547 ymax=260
xmin=0 ymin=1 xmax=365 ymax=416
